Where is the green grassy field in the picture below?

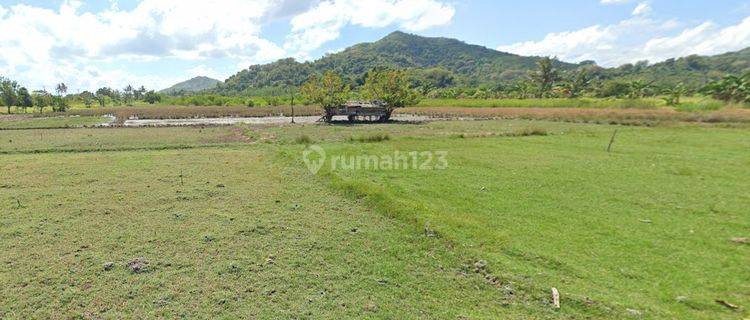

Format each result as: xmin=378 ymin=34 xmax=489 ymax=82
xmin=1 ymin=119 xmax=748 ymax=319
xmin=0 ymin=116 xmax=111 ymax=129
xmin=276 ymin=122 xmax=750 ymax=319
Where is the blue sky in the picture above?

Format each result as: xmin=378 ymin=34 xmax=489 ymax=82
xmin=1 ymin=0 xmax=749 ymax=91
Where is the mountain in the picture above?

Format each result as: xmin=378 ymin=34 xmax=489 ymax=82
xmin=161 ymin=76 xmax=221 ymax=94
xmin=215 ymin=31 xmax=750 ymax=94
xmin=217 ymin=31 xmax=579 ymax=94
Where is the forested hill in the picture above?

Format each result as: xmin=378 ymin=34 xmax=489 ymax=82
xmin=216 ymin=31 xmax=579 ymax=94
xmin=214 ymin=31 xmax=750 ymax=94
xmin=160 ymin=76 xmax=221 ymax=94
xmin=602 ymin=47 xmax=750 ymax=87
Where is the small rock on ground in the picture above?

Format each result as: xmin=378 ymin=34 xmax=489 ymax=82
xmin=127 ymin=257 xmax=150 ymax=273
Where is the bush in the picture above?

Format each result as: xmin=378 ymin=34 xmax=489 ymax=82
xmin=596 ymin=81 xmax=631 ymax=98
xmin=295 ymin=135 xmax=314 ymax=144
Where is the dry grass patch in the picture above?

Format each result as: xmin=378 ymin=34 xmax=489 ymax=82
xmin=39 ymin=105 xmax=323 ymax=124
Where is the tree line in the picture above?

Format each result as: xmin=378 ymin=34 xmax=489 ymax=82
xmin=2 ymin=60 xmax=748 ymax=115
xmin=400 ymin=57 xmax=750 ymax=106
xmin=0 ymin=78 xmax=163 ymax=114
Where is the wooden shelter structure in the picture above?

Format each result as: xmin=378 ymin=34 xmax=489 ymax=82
xmin=323 ymin=100 xmax=390 ymax=122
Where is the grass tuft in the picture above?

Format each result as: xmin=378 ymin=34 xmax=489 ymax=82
xmin=349 ymin=133 xmax=391 ymax=143
xmin=515 ymin=127 xmax=548 ymax=136
xmin=675 ymin=99 xmax=725 ymax=112
xmin=294 ymin=134 xmax=314 ymax=144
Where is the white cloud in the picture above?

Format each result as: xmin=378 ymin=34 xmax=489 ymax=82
xmin=0 ymin=0 xmax=286 ymax=90
xmin=0 ymin=0 xmax=454 ymax=90
xmin=186 ymin=65 xmax=226 ymax=81
xmin=632 ymin=2 xmax=651 ymax=16
xmin=284 ymin=0 xmax=455 ymax=58
xmin=643 ymin=17 xmax=750 ymax=60
xmin=497 ymin=15 xmax=750 ymax=67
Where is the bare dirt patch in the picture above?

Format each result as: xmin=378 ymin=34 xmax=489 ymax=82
xmin=122 ymin=114 xmax=433 ymax=127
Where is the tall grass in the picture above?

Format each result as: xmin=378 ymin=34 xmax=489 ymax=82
xmin=674 ymin=99 xmax=725 ymax=112
xmin=349 ymin=133 xmax=391 ymax=143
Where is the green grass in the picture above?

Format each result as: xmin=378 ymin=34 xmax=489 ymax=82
xmin=0 ymin=116 xmax=111 ymax=129
xmin=276 ymin=121 xmax=750 ymax=319
xmin=0 ymin=126 xmax=239 ymax=154
xmin=1 ymin=147 xmax=532 ymax=318
xmin=1 ymin=120 xmax=748 ymax=319
xmin=674 ymin=98 xmax=725 ymax=112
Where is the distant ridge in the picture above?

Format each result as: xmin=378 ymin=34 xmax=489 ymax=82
xmin=207 ymin=31 xmax=750 ymax=94
xmin=215 ymin=31 xmax=578 ymax=94
xmin=160 ymin=76 xmax=221 ymax=94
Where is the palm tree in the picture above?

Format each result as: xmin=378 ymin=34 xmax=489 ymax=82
xmin=568 ymin=69 xmax=591 ymax=98
xmin=123 ymin=85 xmax=134 ymax=105
xmin=529 ymin=57 xmax=560 ymax=98
xmin=55 ymin=83 xmax=67 ymax=97
xmin=54 ymin=83 xmax=68 ymax=112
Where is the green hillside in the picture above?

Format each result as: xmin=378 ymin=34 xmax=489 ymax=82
xmin=602 ymin=47 xmax=750 ymax=86
xmin=214 ymin=31 xmax=750 ymax=95
xmin=217 ymin=31 xmax=579 ymax=94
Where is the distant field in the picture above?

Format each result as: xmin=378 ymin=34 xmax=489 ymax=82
xmin=417 ymin=97 xmax=733 ymax=111
xmin=418 ymin=98 xmax=662 ymax=109
xmin=8 ymin=102 xmax=747 ymax=129
xmin=1 ymin=119 xmax=748 ymax=319
xmin=45 ymin=105 xmax=322 ymax=124
xmin=0 ymin=116 xmax=111 ymax=129
xmin=11 ymin=97 xmax=741 ymax=120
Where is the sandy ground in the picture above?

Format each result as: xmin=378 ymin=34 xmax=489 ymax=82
xmin=121 ymin=114 xmax=434 ymax=127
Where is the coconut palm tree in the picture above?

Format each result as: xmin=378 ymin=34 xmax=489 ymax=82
xmin=529 ymin=57 xmax=560 ymax=98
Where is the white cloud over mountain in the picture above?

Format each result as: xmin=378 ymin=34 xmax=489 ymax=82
xmin=0 ymin=0 xmax=285 ymax=90
xmin=284 ymin=0 xmax=455 ymax=59
xmin=498 ymin=6 xmax=750 ymax=67
xmin=0 ymin=0 xmax=455 ymax=90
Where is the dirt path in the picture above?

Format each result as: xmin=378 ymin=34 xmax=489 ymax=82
xmin=122 ymin=114 xmax=434 ymax=127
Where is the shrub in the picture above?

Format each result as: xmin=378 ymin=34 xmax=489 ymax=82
xmin=295 ymin=135 xmax=314 ymax=144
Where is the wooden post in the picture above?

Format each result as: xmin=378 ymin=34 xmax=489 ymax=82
xmin=290 ymin=89 xmax=295 ymax=124
xmin=607 ymin=129 xmax=618 ymax=153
